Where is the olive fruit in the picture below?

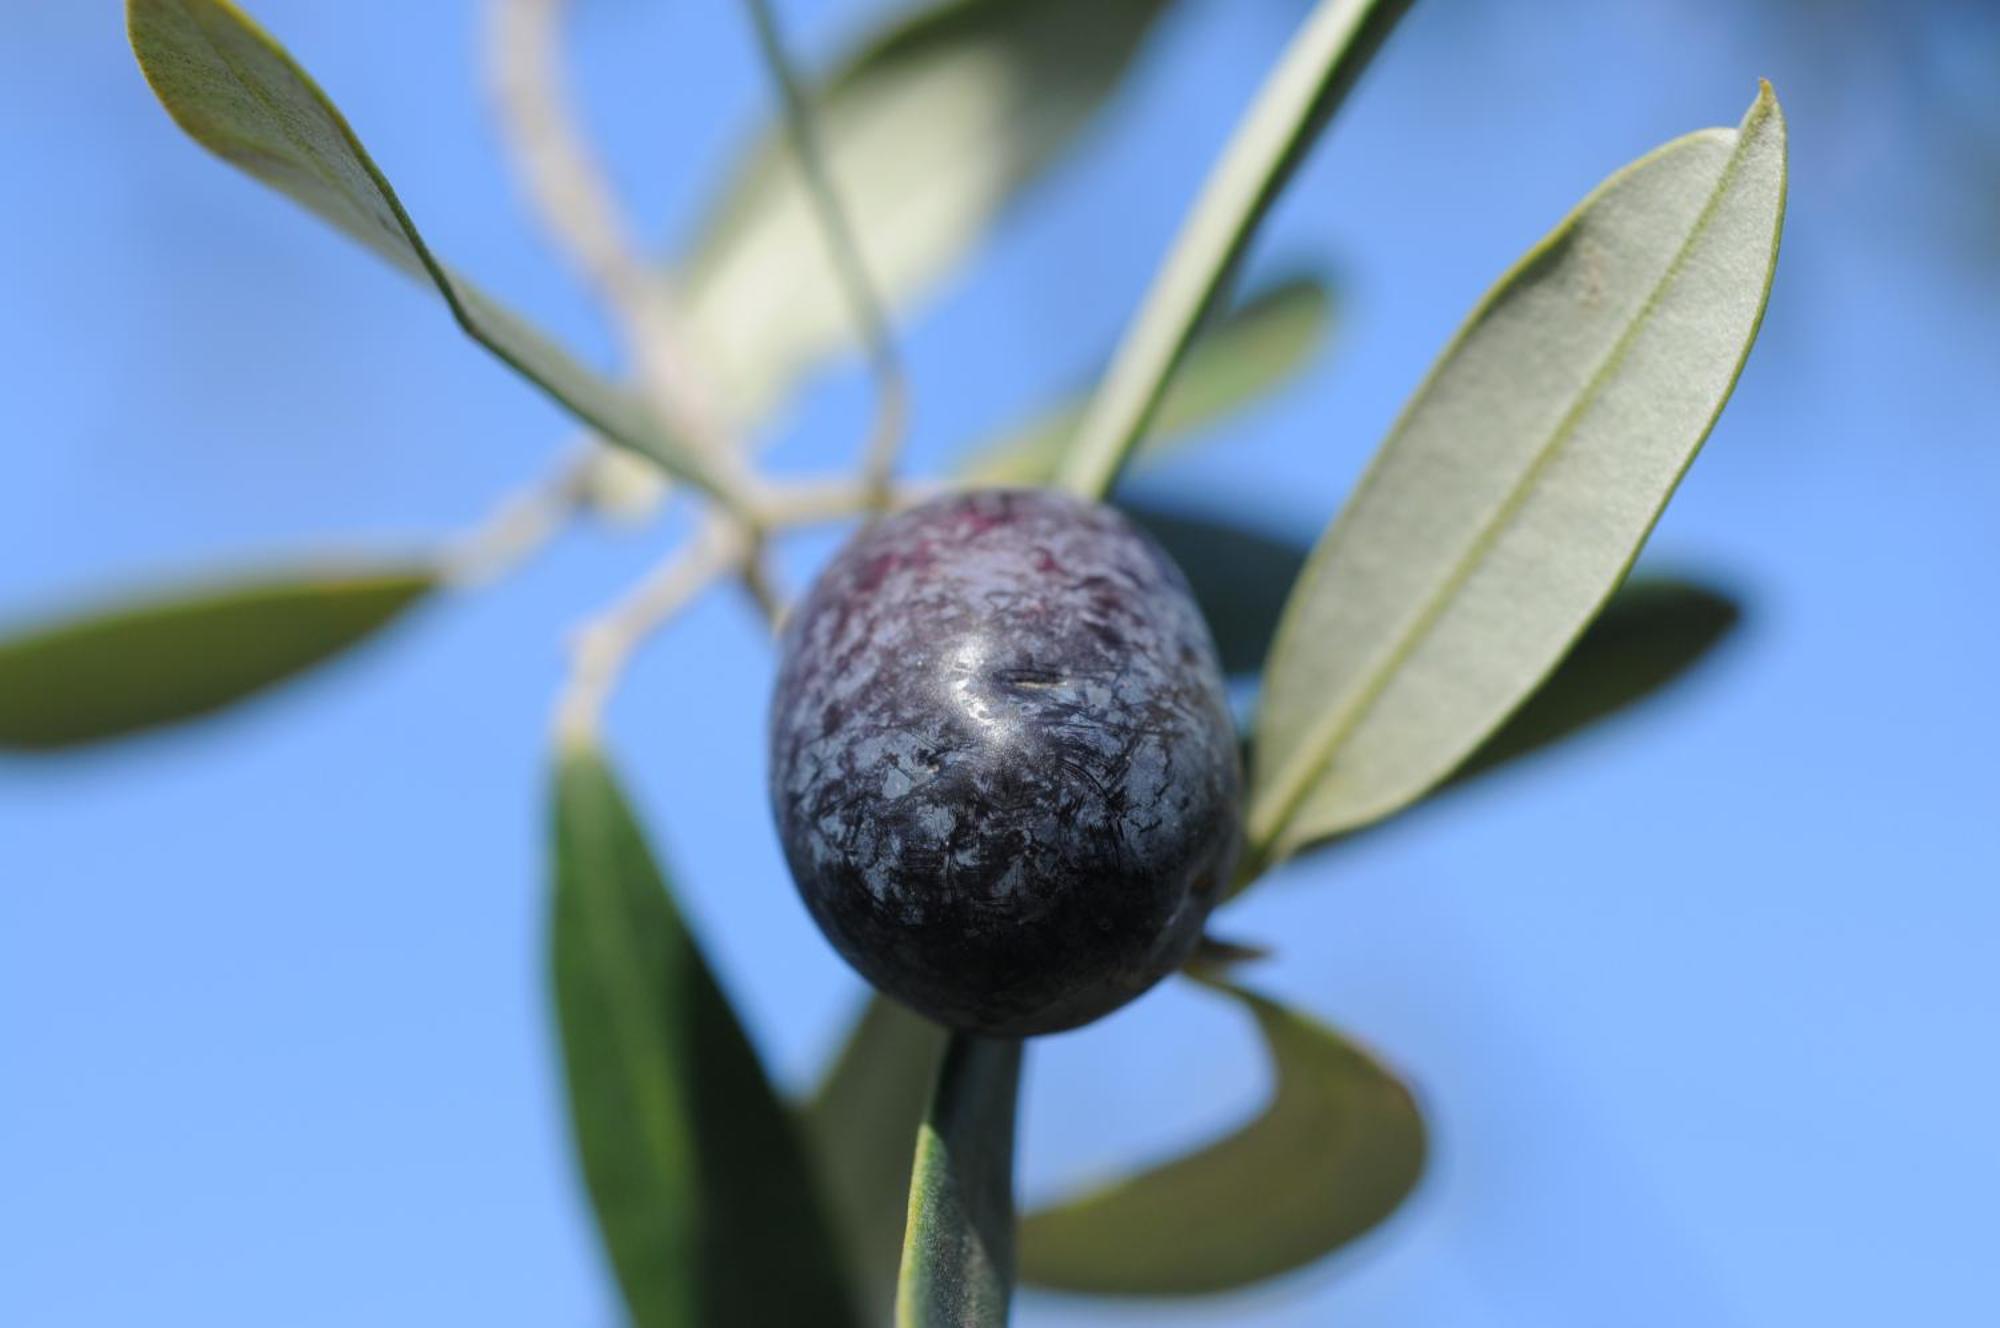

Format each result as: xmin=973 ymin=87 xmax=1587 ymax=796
xmin=767 ymin=488 xmax=1241 ymax=1037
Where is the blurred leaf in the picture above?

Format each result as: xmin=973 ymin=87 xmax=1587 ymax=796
xmin=1184 ymin=933 xmax=1276 ymax=976
xmin=682 ymin=0 xmax=1176 ymax=425
xmin=807 ymin=995 xmax=950 ymax=1326
xmin=1122 ymin=504 xmax=1307 ymax=676
xmin=127 ymin=0 xmax=730 ymax=496
xmin=1019 ymin=981 xmax=1424 ymax=1295
xmin=896 ymin=1035 xmax=1023 ymax=1327
xmin=552 ymin=748 xmax=857 ymax=1328
xmin=1291 ymin=576 xmax=1745 ymax=857
xmin=1448 ymin=576 xmax=1741 ymax=789
xmin=1056 ymin=0 xmax=1411 ymax=499
xmin=1247 ymin=87 xmax=1788 ymax=866
xmin=0 ymin=564 xmax=432 ymax=751
xmin=961 ymin=274 xmax=1334 ymax=487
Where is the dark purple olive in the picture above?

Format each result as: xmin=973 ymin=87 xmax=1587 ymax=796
xmin=768 ymin=488 xmax=1242 ymax=1037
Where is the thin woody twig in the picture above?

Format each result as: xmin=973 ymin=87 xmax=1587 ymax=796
xmin=441 ymin=446 xmax=599 ymax=588
xmin=738 ymin=550 xmax=788 ymax=633
xmin=756 ymin=475 xmax=944 ymax=527
xmin=739 ymin=0 xmax=910 ymax=508
xmin=490 ymin=0 xmax=789 ymax=652
xmin=485 ymin=0 xmax=736 ymax=463
xmin=554 ymin=519 xmax=750 ymax=746
xmin=490 ymin=0 xmax=941 ymax=719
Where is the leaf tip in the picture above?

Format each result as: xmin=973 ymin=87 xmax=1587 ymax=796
xmin=1746 ymin=78 xmax=1785 ymax=135
xmin=1184 ymin=933 xmax=1274 ymax=980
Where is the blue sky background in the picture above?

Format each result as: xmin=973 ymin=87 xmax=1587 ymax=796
xmin=3 ymin=1 xmax=1996 ymax=1324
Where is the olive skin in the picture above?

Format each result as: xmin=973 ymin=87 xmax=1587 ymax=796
xmin=768 ymin=488 xmax=1241 ymax=1037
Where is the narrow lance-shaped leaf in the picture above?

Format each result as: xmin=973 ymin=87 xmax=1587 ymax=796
xmin=896 ymin=1034 xmax=1023 ymax=1328
xmin=551 ymin=747 xmax=857 ymax=1328
xmin=681 ymin=0 xmax=1176 ymax=426
xmin=0 ymin=563 xmax=433 ymax=752
xmin=960 ymin=274 xmax=1335 ymax=488
xmin=806 ymin=995 xmax=951 ymax=1327
xmin=1056 ymin=0 xmax=1411 ymax=500
xmin=1248 ymin=86 xmax=1788 ymax=867
xmin=127 ymin=0 xmax=732 ymax=498
xmin=1019 ymin=980 xmax=1425 ymax=1296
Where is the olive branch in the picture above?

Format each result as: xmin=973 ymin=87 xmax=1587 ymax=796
xmin=0 ymin=1 xmax=1785 ymax=1323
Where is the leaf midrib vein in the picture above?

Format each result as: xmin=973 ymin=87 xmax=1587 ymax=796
xmin=1252 ymin=121 xmax=1757 ymax=851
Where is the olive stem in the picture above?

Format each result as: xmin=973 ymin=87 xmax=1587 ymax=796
xmin=486 ymin=0 xmax=743 ymax=494
xmin=738 ymin=0 xmax=911 ymax=511
xmin=737 ymin=542 xmax=789 ymax=634
xmin=756 ymin=476 xmax=946 ymax=527
xmin=554 ymin=519 xmax=751 ymax=746
xmin=895 ymin=1035 xmax=1023 ymax=1327
xmin=441 ymin=445 xmax=600 ymax=589
xmin=463 ymin=462 xmax=942 ymax=735
xmin=444 ymin=460 xmax=934 ymax=640
xmin=484 ymin=0 xmax=955 ymax=662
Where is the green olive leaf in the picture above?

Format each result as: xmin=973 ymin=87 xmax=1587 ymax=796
xmin=895 ymin=1035 xmax=1023 ymax=1328
xmin=1121 ymin=504 xmax=1310 ymax=676
xmin=681 ymin=0 xmax=1176 ymax=426
xmin=1247 ymin=86 xmax=1788 ymax=867
xmin=127 ymin=0 xmax=730 ymax=496
xmin=961 ymin=274 xmax=1334 ymax=488
xmin=1019 ymin=981 xmax=1425 ymax=1295
xmin=0 ymin=563 xmax=433 ymax=752
xmin=551 ymin=748 xmax=857 ymax=1328
xmin=806 ymin=996 xmax=950 ymax=1328
xmin=1056 ymin=0 xmax=1411 ymax=499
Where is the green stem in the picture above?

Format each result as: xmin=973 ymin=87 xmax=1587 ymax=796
xmin=739 ymin=0 xmax=909 ymax=506
xmin=1056 ymin=0 xmax=1412 ymax=502
xmin=896 ymin=1035 xmax=1024 ymax=1327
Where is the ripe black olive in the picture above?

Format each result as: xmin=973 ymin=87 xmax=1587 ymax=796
xmin=768 ymin=488 xmax=1241 ymax=1036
